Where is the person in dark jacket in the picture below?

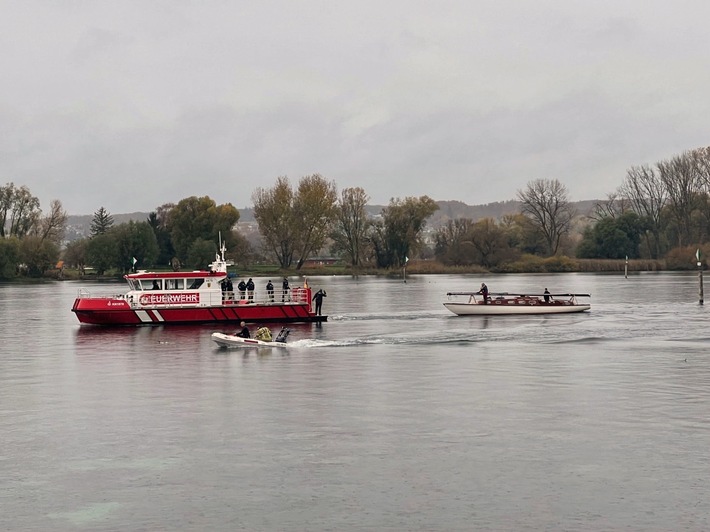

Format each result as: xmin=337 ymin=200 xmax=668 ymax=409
xmin=282 ymin=277 xmax=290 ymax=302
xmin=266 ymin=280 xmax=274 ymax=302
xmin=477 ymin=282 xmax=489 ymax=304
xmin=237 ymin=280 xmax=247 ymax=300
xmin=236 ymin=321 xmax=250 ymax=338
xmin=246 ymin=278 xmax=255 ymax=301
xmin=312 ymin=289 xmax=327 ymax=315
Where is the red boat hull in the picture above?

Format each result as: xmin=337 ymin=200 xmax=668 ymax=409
xmin=72 ymin=298 xmax=325 ymax=326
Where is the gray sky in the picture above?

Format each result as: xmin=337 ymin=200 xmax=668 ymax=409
xmin=3 ymin=1 xmax=710 ymax=215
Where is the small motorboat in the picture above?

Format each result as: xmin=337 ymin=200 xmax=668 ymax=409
xmin=211 ymin=327 xmax=290 ymax=348
xmin=444 ymin=291 xmax=591 ymax=316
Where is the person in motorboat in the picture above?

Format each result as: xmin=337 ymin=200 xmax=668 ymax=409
xmin=476 ymin=282 xmax=489 ymax=304
xmin=236 ymin=321 xmax=250 ymax=338
xmin=544 ymin=288 xmax=551 ymax=303
xmin=255 ymin=326 xmax=272 ymax=342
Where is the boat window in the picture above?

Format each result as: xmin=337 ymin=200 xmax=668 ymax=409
xmin=165 ymin=279 xmax=184 ymax=290
xmin=188 ymin=279 xmax=204 ymax=290
xmin=141 ymin=279 xmax=162 ymax=290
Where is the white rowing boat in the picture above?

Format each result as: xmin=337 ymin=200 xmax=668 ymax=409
xmin=444 ymin=292 xmax=591 ymax=316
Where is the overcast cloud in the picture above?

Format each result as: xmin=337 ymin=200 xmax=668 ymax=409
xmin=2 ymin=1 xmax=710 ymax=215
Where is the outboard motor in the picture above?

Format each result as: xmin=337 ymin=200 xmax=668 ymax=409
xmin=275 ymin=327 xmax=290 ymax=343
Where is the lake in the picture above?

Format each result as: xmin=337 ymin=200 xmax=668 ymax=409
xmin=2 ymin=272 xmax=709 ymax=530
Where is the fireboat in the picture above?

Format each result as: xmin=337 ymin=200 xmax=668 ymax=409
xmin=71 ymin=243 xmax=325 ymax=326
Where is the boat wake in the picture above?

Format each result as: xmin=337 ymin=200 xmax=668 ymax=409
xmin=328 ymin=311 xmax=448 ymax=322
xmin=287 ymin=331 xmax=482 ymax=348
xmin=545 ymin=336 xmax=608 ymax=345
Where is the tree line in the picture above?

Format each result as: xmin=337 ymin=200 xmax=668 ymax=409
xmin=433 ymin=145 xmax=710 ymax=269
xmin=577 ymin=146 xmax=710 ymax=262
xmin=0 ymin=183 xmax=68 ymax=278
xmin=3 ymin=146 xmax=709 ymax=279
xmin=0 ymin=175 xmax=440 ymax=278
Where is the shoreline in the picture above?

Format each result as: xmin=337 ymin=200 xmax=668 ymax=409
xmin=27 ymin=257 xmax=697 ymax=283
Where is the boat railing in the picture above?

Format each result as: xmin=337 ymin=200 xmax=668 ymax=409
xmin=76 ymin=288 xmax=128 ymax=300
xmin=446 ymin=291 xmax=590 ymax=298
xmin=445 ymin=291 xmax=590 ymax=305
xmin=220 ymin=288 xmax=310 ymax=306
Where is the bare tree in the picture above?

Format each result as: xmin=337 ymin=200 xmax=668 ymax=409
xmin=657 ymin=153 xmax=701 ymax=247
xmin=694 ymin=146 xmax=710 ymax=183
xmin=591 ymin=192 xmax=627 ymax=222
xmin=690 ymin=147 xmax=710 ymax=242
xmin=36 ymin=199 xmax=68 ymax=244
xmin=517 ymin=179 xmax=575 ymax=256
xmin=618 ymin=164 xmax=667 ymax=258
xmin=332 ymin=187 xmax=371 ymax=267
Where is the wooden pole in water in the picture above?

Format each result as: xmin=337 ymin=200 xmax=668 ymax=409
xmin=697 ymin=249 xmax=704 ymax=305
xmin=624 ymin=255 xmax=628 ymax=279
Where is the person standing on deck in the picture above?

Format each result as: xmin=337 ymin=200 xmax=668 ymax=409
xmin=237 ymin=280 xmax=246 ymax=300
xmin=246 ymin=278 xmax=255 ymax=301
xmin=543 ymin=288 xmax=551 ymax=303
xmin=477 ymin=282 xmax=489 ymax=304
xmin=282 ymin=277 xmax=290 ymax=302
xmin=312 ymin=289 xmax=326 ymax=315
xmin=266 ymin=280 xmax=274 ymax=302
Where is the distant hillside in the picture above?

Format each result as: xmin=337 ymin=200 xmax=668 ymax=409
xmin=240 ymin=199 xmax=600 ymax=227
xmin=429 ymin=199 xmax=599 ymax=227
xmin=66 ymin=200 xmax=601 ymax=241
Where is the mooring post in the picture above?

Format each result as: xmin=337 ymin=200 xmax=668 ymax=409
xmin=697 ymin=249 xmax=703 ymax=305
xmin=624 ymin=255 xmax=628 ymax=279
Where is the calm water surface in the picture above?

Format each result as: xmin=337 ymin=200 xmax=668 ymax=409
xmin=1 ymin=273 xmax=710 ymax=531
